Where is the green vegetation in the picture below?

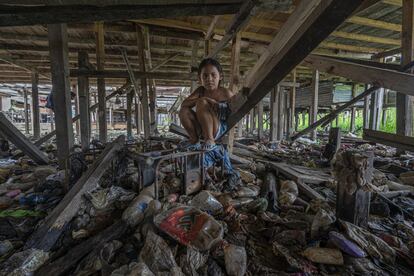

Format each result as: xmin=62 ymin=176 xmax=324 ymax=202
xmin=296 ymin=108 xmax=397 ymax=137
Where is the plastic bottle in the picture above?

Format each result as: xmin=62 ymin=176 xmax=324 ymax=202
xmin=122 ymin=185 xmax=155 ymax=227
xmin=19 ymin=194 xmax=46 ymax=206
xmin=190 ymin=190 xmax=223 ymax=215
xmin=231 ymin=185 xmax=260 ymax=198
xmin=224 ymin=244 xmax=247 ymax=276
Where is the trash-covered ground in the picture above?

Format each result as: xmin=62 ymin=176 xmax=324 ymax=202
xmin=0 ymin=133 xmax=414 ymax=275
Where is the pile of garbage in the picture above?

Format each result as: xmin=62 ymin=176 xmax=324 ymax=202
xmin=0 ymin=137 xmax=413 ymax=275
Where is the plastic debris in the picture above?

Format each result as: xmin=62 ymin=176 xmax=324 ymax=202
xmin=329 ymin=231 xmax=366 ymax=258
xmin=303 ymin=247 xmax=344 ymax=265
xmin=224 ymin=244 xmax=247 ymax=276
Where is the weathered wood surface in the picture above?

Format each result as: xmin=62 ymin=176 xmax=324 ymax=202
xmin=334 ymin=150 xmax=373 ymax=228
xmin=363 ymin=128 xmax=414 ymax=152
xmin=0 ymin=112 xmax=49 ymax=164
xmin=227 ymin=0 xmax=365 ymax=129
xmin=25 ymin=135 xmax=125 ymax=251
xmin=35 ymin=220 xmax=127 ymax=276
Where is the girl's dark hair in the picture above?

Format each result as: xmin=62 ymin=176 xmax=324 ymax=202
xmin=197 ymin=58 xmax=224 ymax=78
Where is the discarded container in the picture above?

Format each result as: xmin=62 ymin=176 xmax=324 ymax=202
xmin=154 ymin=206 xmax=223 ymax=251
xmin=224 ymin=244 xmax=247 ymax=276
xmin=232 ymin=185 xmax=260 ymax=198
xmin=190 ymin=190 xmax=223 ymax=215
xmin=228 ymin=198 xmax=254 ymax=208
xmin=303 ymin=247 xmax=344 ymax=265
xmin=310 ymin=209 xmax=335 ymax=239
xmin=244 ymin=198 xmax=268 ymax=213
xmin=329 ymin=231 xmax=366 ymax=258
xmin=122 ymin=185 xmax=155 ymax=227
xmin=19 ymin=194 xmax=46 ymax=206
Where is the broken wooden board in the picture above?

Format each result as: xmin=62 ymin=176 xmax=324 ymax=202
xmin=267 ymin=162 xmax=329 ymax=201
xmin=24 ymin=135 xmax=125 ymax=251
xmin=363 ymin=128 xmax=414 ymax=152
xmin=0 ymin=112 xmax=49 ymax=165
xmin=36 ymin=220 xmax=127 ymax=276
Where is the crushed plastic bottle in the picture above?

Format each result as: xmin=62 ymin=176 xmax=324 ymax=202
xmin=122 ymin=185 xmax=155 ymax=226
xmin=231 ymin=185 xmax=260 ymax=198
xmin=224 ymin=243 xmax=247 ymax=276
xmin=154 ymin=206 xmax=223 ymax=251
xmin=329 ymin=231 xmax=366 ymax=258
xmin=189 ymin=190 xmax=223 ymax=215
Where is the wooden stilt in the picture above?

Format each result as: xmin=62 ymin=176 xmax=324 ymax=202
xmin=363 ymin=85 xmax=370 ymax=130
xmin=310 ymin=69 xmax=319 ymax=140
xmin=126 ymin=91 xmax=133 ymax=139
xmin=136 ymin=25 xmax=151 ymax=139
xmin=277 ymin=87 xmax=284 ymax=140
xmin=257 ymin=100 xmax=264 ymax=140
xmin=190 ymin=40 xmax=199 ymax=92
xmin=48 ymin=23 xmax=74 ymax=168
xmin=288 ymin=69 xmax=296 ymax=136
xmin=23 ymin=88 xmax=29 ymax=135
xmin=95 ymin=22 xmax=107 ymax=143
xmin=31 ymin=72 xmax=40 ymax=139
xmin=73 ymin=84 xmax=80 ymax=137
xmin=228 ymin=32 xmax=241 ymax=151
xmin=135 ymin=95 xmax=141 ymax=135
xmin=350 ymin=83 xmax=357 ymax=133
xmin=270 ymin=86 xmax=279 ymax=141
xmin=77 ymin=51 xmax=90 ymax=151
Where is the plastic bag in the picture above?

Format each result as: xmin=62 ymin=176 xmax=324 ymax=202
xmin=154 ymin=206 xmax=223 ymax=251
xmin=190 ymin=191 xmax=223 ymax=215
xmin=279 ymin=180 xmax=298 ymax=206
xmin=139 ymin=231 xmax=180 ymax=274
xmin=224 ymin=244 xmax=247 ymax=276
xmin=303 ymin=247 xmax=344 ymax=265
xmin=0 ymin=248 xmax=49 ymax=275
xmin=180 ymin=248 xmax=208 ymax=276
xmin=310 ymin=209 xmax=335 ymax=239
xmin=329 ymin=231 xmax=366 ymax=258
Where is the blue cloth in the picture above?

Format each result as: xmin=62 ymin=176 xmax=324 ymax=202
xmin=203 ymin=120 xmax=233 ymax=172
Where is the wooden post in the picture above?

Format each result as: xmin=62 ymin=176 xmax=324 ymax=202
xmin=109 ymin=104 xmax=113 ymax=129
xmin=31 ymin=72 xmax=40 ymax=139
xmin=204 ymin=39 xmax=211 ymax=57
xmin=95 ymin=21 xmax=107 ymax=143
xmin=134 ymin=95 xmax=141 ymax=135
xmin=363 ymin=85 xmax=370 ymax=130
xmin=190 ymin=40 xmax=199 ymax=92
xmin=249 ymin=108 xmax=255 ymax=134
xmin=369 ymin=88 xmax=379 ymax=130
xmin=72 ymin=84 xmax=80 ymax=137
xmin=23 ymin=88 xmax=29 ymax=135
xmin=323 ymin=127 xmax=341 ymax=161
xmin=48 ymin=23 xmax=74 ymax=169
xmin=294 ymin=112 xmax=299 ymax=131
xmin=228 ymin=32 xmax=241 ymax=151
xmin=270 ymin=86 xmax=279 ymax=141
xmin=77 ymin=51 xmax=90 ymax=151
xmin=334 ymin=150 xmax=372 ymax=228
xmin=126 ymin=91 xmax=133 ymax=139
xmin=382 ymin=108 xmax=388 ymax=127
xmin=350 ymin=83 xmax=357 ymax=133
xmin=288 ymin=69 xmax=296 ymax=136
xmin=136 ymin=25 xmax=151 ymax=139
xmin=310 ymin=69 xmax=319 ymax=140
xmin=397 ymin=0 xmax=413 ymax=138
xmin=277 ymin=87 xmax=284 ymax=140
xmin=257 ymin=100 xmax=264 ymax=140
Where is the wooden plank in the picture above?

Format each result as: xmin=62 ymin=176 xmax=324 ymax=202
xmin=291 ymin=86 xmax=379 ymax=140
xmin=397 ymin=0 xmax=413 ymax=137
xmin=48 ymin=23 xmax=74 ymax=168
xmin=36 ymin=220 xmax=127 ymax=276
xmin=95 ymin=22 xmax=107 ymax=143
xmin=208 ymin=0 xmax=257 ymax=58
xmin=267 ymin=162 xmax=326 ymax=201
xmin=150 ymin=53 xmax=180 ymax=72
xmin=0 ymin=3 xmax=242 ymax=26
xmin=0 ymin=112 xmax=49 ymax=165
xmin=25 ymin=135 xmax=125 ymax=251
xmin=77 ymin=51 xmax=91 ymax=151
xmin=227 ymin=0 xmax=366 ymax=129
xmin=363 ymin=128 xmax=414 ymax=152
xmin=303 ymin=54 xmax=414 ymax=97
xmin=205 ymin=15 xmax=220 ymax=40
xmin=31 ymin=72 xmax=40 ymax=139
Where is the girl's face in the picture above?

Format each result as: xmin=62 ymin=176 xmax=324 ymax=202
xmin=199 ymin=64 xmax=222 ymax=91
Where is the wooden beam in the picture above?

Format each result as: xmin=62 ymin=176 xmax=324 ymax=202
xmin=23 ymin=88 xmax=29 ymax=135
xmin=303 ymin=54 xmax=414 ymax=97
xmin=48 ymin=23 xmax=74 ymax=169
xmin=363 ymin=128 xmax=414 ymax=151
xmin=291 ymin=86 xmax=379 ymax=140
xmin=227 ymin=0 xmax=367 ymax=130
xmin=69 ymin=69 xmax=196 ymax=80
xmin=287 ymin=69 xmax=296 ymax=136
xmin=257 ymin=100 xmax=264 ymax=140
xmin=31 ymin=72 xmax=40 ymax=139
xmin=277 ymin=87 xmax=285 ymax=140
xmin=397 ymin=0 xmax=413 ymax=137
xmin=0 ymin=3 xmax=242 ymax=26
xmin=331 ymin=30 xmax=400 ymax=46
xmin=347 ymin=16 xmax=401 ymax=32
xmin=350 ymin=83 xmax=357 ymax=132
xmin=126 ymin=90 xmax=133 ymax=138
xmin=205 ymin=15 xmax=220 ymax=40
xmin=95 ymin=22 xmax=107 ymax=143
xmin=78 ymin=51 xmax=90 ymax=151
xmin=269 ymin=85 xmax=279 ymax=141
xmin=310 ymin=69 xmax=319 ymax=140
xmin=190 ymin=40 xmax=199 ymax=91
xmin=228 ymin=32 xmax=241 ymax=151
xmin=0 ymin=112 xmax=49 ymax=165
xmin=150 ymin=53 xmax=180 ymax=72
xmin=208 ymin=0 xmax=257 ymax=58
